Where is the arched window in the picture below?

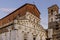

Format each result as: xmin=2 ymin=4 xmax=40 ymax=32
xmin=24 ymin=38 xmax=27 ymax=40
xmin=33 ymin=37 xmax=36 ymax=40
xmin=51 ymin=18 xmax=53 ymax=22
xmin=33 ymin=35 xmax=36 ymax=40
xmin=51 ymin=10 xmax=53 ymax=15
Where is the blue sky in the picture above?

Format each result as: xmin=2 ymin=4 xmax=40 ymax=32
xmin=0 ymin=0 xmax=60 ymax=29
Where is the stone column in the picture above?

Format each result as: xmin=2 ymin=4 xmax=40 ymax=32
xmin=10 ymin=30 xmax=17 ymax=40
xmin=42 ymin=36 xmax=46 ymax=40
xmin=36 ymin=35 xmax=40 ymax=40
xmin=1 ymin=33 xmax=6 ymax=40
xmin=40 ymin=35 xmax=42 ymax=40
xmin=17 ymin=30 xmax=24 ymax=40
xmin=0 ymin=34 xmax=3 ymax=40
xmin=27 ymin=33 xmax=33 ymax=40
xmin=5 ymin=32 xmax=10 ymax=40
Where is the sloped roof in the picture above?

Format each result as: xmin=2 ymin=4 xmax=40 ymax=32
xmin=48 ymin=4 xmax=59 ymax=9
xmin=48 ymin=4 xmax=59 ymax=13
xmin=0 ymin=3 xmax=40 ymax=28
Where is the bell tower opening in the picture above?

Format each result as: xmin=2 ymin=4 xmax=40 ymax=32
xmin=51 ymin=10 xmax=53 ymax=15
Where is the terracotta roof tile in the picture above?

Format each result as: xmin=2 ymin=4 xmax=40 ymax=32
xmin=0 ymin=3 xmax=40 ymax=28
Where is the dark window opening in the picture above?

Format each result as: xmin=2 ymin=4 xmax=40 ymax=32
xmin=51 ymin=10 xmax=53 ymax=15
xmin=51 ymin=18 xmax=53 ymax=22
xmin=24 ymin=39 xmax=27 ymax=40
xmin=46 ymin=38 xmax=50 ymax=40
xmin=56 ymin=25 xmax=59 ymax=27
xmin=56 ymin=36 xmax=60 ymax=38
xmin=56 ymin=25 xmax=59 ymax=30
xmin=33 ymin=37 xmax=36 ymax=40
xmin=56 ymin=28 xmax=59 ymax=30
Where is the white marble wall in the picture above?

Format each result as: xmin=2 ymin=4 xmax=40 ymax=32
xmin=0 ymin=11 xmax=47 ymax=40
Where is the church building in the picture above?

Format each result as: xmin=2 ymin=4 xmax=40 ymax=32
xmin=0 ymin=3 xmax=47 ymax=40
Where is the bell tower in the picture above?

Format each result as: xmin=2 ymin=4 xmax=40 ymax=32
xmin=48 ymin=4 xmax=59 ymax=40
xmin=48 ymin=4 xmax=59 ymax=29
xmin=48 ymin=4 xmax=59 ymax=23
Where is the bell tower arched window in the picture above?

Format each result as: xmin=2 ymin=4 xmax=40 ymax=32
xmin=51 ymin=10 xmax=53 ymax=15
xmin=51 ymin=18 xmax=53 ymax=22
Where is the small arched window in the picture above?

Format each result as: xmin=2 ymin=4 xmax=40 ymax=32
xmin=51 ymin=10 xmax=53 ymax=15
xmin=33 ymin=35 xmax=36 ymax=40
xmin=33 ymin=37 xmax=36 ymax=40
xmin=51 ymin=18 xmax=53 ymax=22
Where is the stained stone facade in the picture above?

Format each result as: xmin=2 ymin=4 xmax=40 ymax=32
xmin=0 ymin=3 xmax=47 ymax=40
